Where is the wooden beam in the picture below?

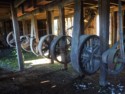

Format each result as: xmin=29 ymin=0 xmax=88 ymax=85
xmin=51 ymin=11 xmax=55 ymax=35
xmin=22 ymin=20 xmax=28 ymax=35
xmin=99 ymin=0 xmax=110 ymax=86
xmin=18 ymin=0 xmax=73 ymax=20
xmin=10 ymin=2 xmax=24 ymax=71
xmin=58 ymin=5 xmax=68 ymax=69
xmin=46 ymin=11 xmax=52 ymax=34
xmin=123 ymin=11 xmax=125 ymax=43
xmin=58 ymin=5 xmax=65 ymax=35
xmin=14 ymin=0 xmax=26 ymax=8
xmin=112 ymin=12 xmax=117 ymax=45
xmin=71 ymin=0 xmax=84 ymax=73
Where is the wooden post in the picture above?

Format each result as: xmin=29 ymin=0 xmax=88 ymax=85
xmin=1 ymin=21 xmax=7 ymax=46
xmin=10 ymin=3 xmax=24 ymax=71
xmin=59 ymin=5 xmax=65 ymax=35
xmin=71 ymin=0 xmax=84 ymax=74
xmin=58 ymin=5 xmax=68 ymax=70
xmin=46 ymin=11 xmax=52 ymax=34
xmin=99 ymin=0 xmax=110 ymax=86
xmin=51 ymin=11 xmax=55 ymax=35
xmin=123 ymin=11 xmax=125 ymax=43
xmin=112 ymin=12 xmax=118 ymax=45
xmin=22 ymin=20 xmax=28 ymax=35
xmin=46 ymin=10 xmax=54 ymax=64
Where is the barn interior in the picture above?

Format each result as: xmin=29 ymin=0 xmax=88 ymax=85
xmin=0 ymin=0 xmax=125 ymax=94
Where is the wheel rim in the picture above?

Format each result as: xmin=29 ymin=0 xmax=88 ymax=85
xmin=20 ymin=35 xmax=31 ymax=52
xmin=38 ymin=34 xmax=55 ymax=58
xmin=107 ymin=49 xmax=124 ymax=75
xmin=50 ymin=35 xmax=71 ymax=64
xmin=79 ymin=35 xmax=101 ymax=75
xmin=6 ymin=32 xmax=15 ymax=47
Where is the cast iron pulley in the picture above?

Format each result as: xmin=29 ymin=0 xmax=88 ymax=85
xmin=102 ymin=42 xmax=125 ymax=75
xmin=20 ymin=35 xmax=31 ymax=52
xmin=38 ymin=34 xmax=55 ymax=58
xmin=50 ymin=35 xmax=71 ymax=64
xmin=30 ymin=36 xmax=39 ymax=56
xmin=79 ymin=35 xmax=101 ymax=75
xmin=6 ymin=32 xmax=31 ymax=51
xmin=107 ymin=48 xmax=124 ymax=75
xmin=6 ymin=32 xmax=15 ymax=47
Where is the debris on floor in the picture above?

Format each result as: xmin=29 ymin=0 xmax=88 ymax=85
xmin=98 ymin=82 xmax=124 ymax=94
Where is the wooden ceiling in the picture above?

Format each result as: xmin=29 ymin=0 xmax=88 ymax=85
xmin=0 ymin=0 xmax=125 ymax=21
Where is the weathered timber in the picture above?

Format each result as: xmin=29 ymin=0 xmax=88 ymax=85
xmin=99 ymin=0 xmax=110 ymax=86
xmin=51 ymin=11 xmax=55 ymax=35
xmin=10 ymin=2 xmax=24 ymax=71
xmin=14 ymin=0 xmax=26 ymax=8
xmin=22 ymin=20 xmax=28 ymax=35
xmin=58 ymin=5 xmax=65 ymax=35
xmin=18 ymin=0 xmax=73 ymax=20
xmin=58 ymin=5 xmax=68 ymax=69
xmin=46 ymin=11 xmax=52 ymax=34
xmin=123 ymin=11 xmax=125 ymax=43
xmin=111 ymin=12 xmax=118 ymax=45
xmin=46 ymin=10 xmax=54 ymax=64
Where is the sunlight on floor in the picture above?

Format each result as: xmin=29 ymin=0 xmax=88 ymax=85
xmin=40 ymin=80 xmax=50 ymax=84
xmin=24 ymin=58 xmax=51 ymax=66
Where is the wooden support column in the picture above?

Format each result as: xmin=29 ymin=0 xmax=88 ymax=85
xmin=51 ymin=11 xmax=55 ymax=35
xmin=58 ymin=5 xmax=68 ymax=69
xmin=123 ymin=11 xmax=125 ymax=43
xmin=10 ymin=3 xmax=24 ymax=71
xmin=99 ymin=0 xmax=110 ymax=86
xmin=46 ymin=11 xmax=54 ymax=64
xmin=22 ymin=20 xmax=28 ymax=35
xmin=1 ymin=21 xmax=7 ymax=46
xmin=46 ymin=11 xmax=52 ymax=34
xmin=59 ymin=5 xmax=65 ymax=35
xmin=71 ymin=0 xmax=84 ymax=74
xmin=112 ymin=12 xmax=118 ymax=45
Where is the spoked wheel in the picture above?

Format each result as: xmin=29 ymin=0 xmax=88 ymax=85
xmin=20 ymin=35 xmax=31 ymax=52
xmin=50 ymin=35 xmax=71 ymax=64
xmin=79 ymin=35 xmax=101 ymax=75
xmin=38 ymin=34 xmax=55 ymax=58
xmin=6 ymin=32 xmax=15 ymax=47
xmin=107 ymin=49 xmax=124 ymax=75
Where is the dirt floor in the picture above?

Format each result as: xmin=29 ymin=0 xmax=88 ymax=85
xmin=0 ymin=62 xmax=125 ymax=94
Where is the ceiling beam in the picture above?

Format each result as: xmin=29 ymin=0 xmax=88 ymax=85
xmin=14 ymin=0 xmax=26 ymax=8
xmin=18 ymin=0 xmax=73 ymax=20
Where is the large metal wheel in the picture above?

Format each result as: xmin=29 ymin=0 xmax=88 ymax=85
xmin=79 ymin=35 xmax=101 ymax=75
xmin=20 ymin=35 xmax=31 ymax=52
xmin=6 ymin=32 xmax=15 ymax=47
xmin=50 ymin=35 xmax=71 ymax=64
xmin=30 ymin=37 xmax=39 ymax=56
xmin=38 ymin=34 xmax=55 ymax=58
xmin=107 ymin=49 xmax=124 ymax=75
